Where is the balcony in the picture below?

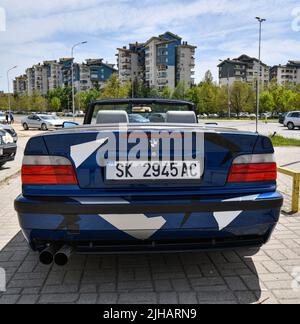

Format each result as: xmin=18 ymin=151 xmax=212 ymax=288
xmin=158 ymin=65 xmax=167 ymax=71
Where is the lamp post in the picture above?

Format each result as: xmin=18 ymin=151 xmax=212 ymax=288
xmin=71 ymin=41 xmax=87 ymax=121
xmin=255 ymin=17 xmax=266 ymax=133
xmin=7 ymin=66 xmax=17 ymax=115
xmin=219 ymin=59 xmax=231 ymax=118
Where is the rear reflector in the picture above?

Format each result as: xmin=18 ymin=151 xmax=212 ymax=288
xmin=228 ymin=154 xmax=277 ymax=183
xmin=22 ymin=156 xmax=78 ymax=185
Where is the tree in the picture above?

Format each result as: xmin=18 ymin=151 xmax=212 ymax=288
xmin=260 ymin=91 xmax=275 ymax=112
xmin=230 ymin=81 xmax=255 ymax=115
xmin=47 ymin=87 xmax=72 ymax=111
xmin=28 ymin=92 xmax=47 ymax=112
xmin=160 ymin=87 xmax=173 ymax=99
xmin=204 ymin=70 xmax=214 ymax=84
xmin=270 ymin=84 xmax=298 ymax=112
xmin=198 ymin=82 xmax=218 ymax=114
xmin=148 ymin=86 xmax=160 ymax=98
xmin=186 ymin=86 xmax=207 ymax=114
xmin=216 ymin=85 xmax=230 ymax=115
xmin=50 ymin=97 xmax=61 ymax=112
xmin=172 ymin=81 xmax=189 ymax=100
xmin=131 ymin=79 xmax=149 ymax=98
xmin=101 ymin=74 xmax=130 ymax=99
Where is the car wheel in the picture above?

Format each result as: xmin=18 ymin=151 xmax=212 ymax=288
xmin=23 ymin=123 xmax=29 ymax=130
xmin=287 ymin=122 xmax=295 ymax=130
xmin=41 ymin=123 xmax=48 ymax=131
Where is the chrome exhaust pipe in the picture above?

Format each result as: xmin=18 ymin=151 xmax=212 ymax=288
xmin=39 ymin=245 xmax=60 ymax=265
xmin=54 ymin=245 xmax=74 ymax=266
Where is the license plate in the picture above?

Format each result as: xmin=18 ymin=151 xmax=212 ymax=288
xmin=106 ymin=161 xmax=202 ymax=181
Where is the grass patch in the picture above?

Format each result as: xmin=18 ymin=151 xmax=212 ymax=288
xmin=269 ymin=134 xmax=300 ymax=147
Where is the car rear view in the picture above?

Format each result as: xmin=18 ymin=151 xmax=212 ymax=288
xmin=14 ymin=99 xmax=283 ymax=266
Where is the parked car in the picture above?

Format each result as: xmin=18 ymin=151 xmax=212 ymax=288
xmin=64 ymin=112 xmax=74 ymax=117
xmin=0 ymin=128 xmax=17 ymax=168
xmin=0 ymin=112 xmax=6 ymax=124
xmin=261 ymin=112 xmax=272 ymax=119
xmin=128 ymin=114 xmax=150 ymax=123
xmin=15 ymin=98 xmax=283 ymax=266
xmin=279 ymin=113 xmax=287 ymax=124
xmin=75 ymin=111 xmax=85 ymax=117
xmin=148 ymin=113 xmax=166 ymax=123
xmin=21 ymin=114 xmax=66 ymax=131
xmin=0 ymin=124 xmax=18 ymax=143
xmin=284 ymin=111 xmax=300 ymax=130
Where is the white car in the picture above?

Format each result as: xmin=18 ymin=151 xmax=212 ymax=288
xmin=284 ymin=111 xmax=300 ymax=130
xmin=0 ymin=112 xmax=6 ymax=124
xmin=21 ymin=114 xmax=66 ymax=131
xmin=75 ymin=111 xmax=85 ymax=117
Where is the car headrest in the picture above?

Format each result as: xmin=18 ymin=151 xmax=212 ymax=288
xmin=166 ymin=111 xmax=197 ymax=124
xmin=96 ymin=110 xmax=129 ymax=124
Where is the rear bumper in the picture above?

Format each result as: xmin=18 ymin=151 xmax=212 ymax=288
xmin=15 ymin=192 xmax=283 ymax=252
xmin=0 ymin=144 xmax=17 ymax=163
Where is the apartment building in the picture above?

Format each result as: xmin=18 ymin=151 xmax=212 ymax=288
xmin=218 ymin=54 xmax=270 ymax=88
xmin=87 ymin=59 xmax=117 ymax=89
xmin=15 ymin=58 xmax=116 ymax=96
xmin=116 ymin=43 xmax=144 ymax=84
xmin=13 ymin=75 xmax=27 ymax=95
xmin=26 ymin=63 xmax=48 ymax=96
xmin=270 ymin=61 xmax=300 ymax=86
xmin=44 ymin=60 xmax=62 ymax=90
xmin=117 ymin=32 xmax=196 ymax=90
xmin=176 ymin=42 xmax=196 ymax=87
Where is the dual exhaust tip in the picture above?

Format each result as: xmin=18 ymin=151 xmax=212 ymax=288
xmin=39 ymin=245 xmax=74 ymax=266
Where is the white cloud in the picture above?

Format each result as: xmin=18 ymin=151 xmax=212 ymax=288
xmin=0 ymin=0 xmax=300 ymax=90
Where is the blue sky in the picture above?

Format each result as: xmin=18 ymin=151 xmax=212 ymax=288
xmin=0 ymin=0 xmax=300 ymax=91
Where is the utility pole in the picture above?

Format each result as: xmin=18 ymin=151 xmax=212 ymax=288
xmin=71 ymin=41 xmax=87 ymax=121
xmin=7 ymin=66 xmax=17 ymax=115
xmin=255 ymin=17 xmax=266 ymax=133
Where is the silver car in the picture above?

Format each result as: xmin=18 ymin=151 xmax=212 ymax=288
xmin=284 ymin=111 xmax=300 ymax=130
xmin=0 ymin=112 xmax=6 ymax=124
xmin=21 ymin=114 xmax=65 ymax=131
xmin=0 ymin=124 xmax=18 ymax=143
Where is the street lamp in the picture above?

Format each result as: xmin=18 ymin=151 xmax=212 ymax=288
xmin=71 ymin=41 xmax=87 ymax=120
xmin=255 ymin=17 xmax=266 ymax=133
xmin=7 ymin=66 xmax=17 ymax=115
xmin=219 ymin=59 xmax=231 ymax=118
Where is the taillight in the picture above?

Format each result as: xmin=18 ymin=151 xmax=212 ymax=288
xmin=228 ymin=154 xmax=277 ymax=183
xmin=22 ymin=156 xmax=78 ymax=185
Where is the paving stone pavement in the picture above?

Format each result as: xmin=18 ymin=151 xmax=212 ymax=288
xmin=0 ymin=175 xmax=299 ymax=304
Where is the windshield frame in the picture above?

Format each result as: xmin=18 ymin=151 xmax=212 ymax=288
xmin=84 ymin=98 xmax=195 ymax=125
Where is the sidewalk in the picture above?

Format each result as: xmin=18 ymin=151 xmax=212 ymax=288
xmin=0 ymin=175 xmax=299 ymax=304
xmin=0 ymin=137 xmax=28 ymax=184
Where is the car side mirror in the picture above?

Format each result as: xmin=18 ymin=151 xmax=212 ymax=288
xmin=63 ymin=121 xmax=79 ymax=128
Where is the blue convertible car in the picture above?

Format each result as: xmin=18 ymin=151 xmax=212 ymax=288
xmin=15 ymin=99 xmax=283 ymax=266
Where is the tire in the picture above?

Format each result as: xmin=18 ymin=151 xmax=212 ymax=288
xmin=41 ymin=123 xmax=48 ymax=131
xmin=287 ymin=122 xmax=295 ymax=130
xmin=23 ymin=123 xmax=29 ymax=131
